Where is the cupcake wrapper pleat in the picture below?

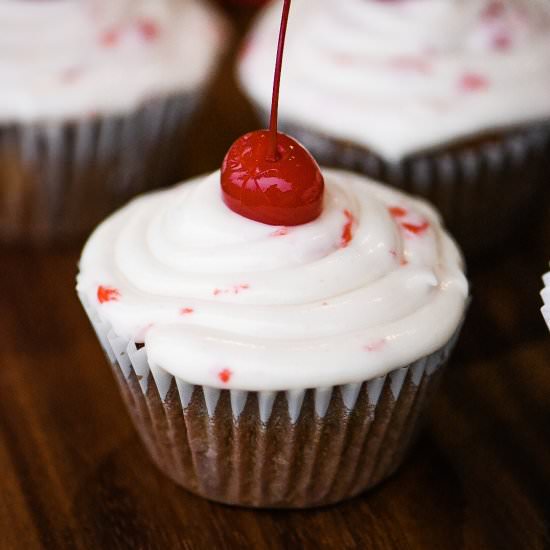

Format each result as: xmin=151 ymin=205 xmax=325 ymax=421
xmin=266 ymin=110 xmax=550 ymax=254
xmin=79 ymin=292 xmax=462 ymax=508
xmin=0 ymin=93 xmax=198 ymax=244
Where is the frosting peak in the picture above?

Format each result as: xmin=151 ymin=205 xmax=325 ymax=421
xmin=77 ymin=169 xmax=468 ymax=391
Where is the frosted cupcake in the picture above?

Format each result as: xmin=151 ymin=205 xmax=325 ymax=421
xmin=238 ymin=0 xmax=550 ymax=253
xmin=77 ymin=0 xmax=469 ymax=508
xmin=0 ymin=0 xmax=228 ymax=244
xmin=542 ymin=270 xmax=550 ymax=330
xmin=77 ymin=167 xmax=469 ymax=507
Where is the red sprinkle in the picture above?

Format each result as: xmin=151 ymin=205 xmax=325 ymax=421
xmin=214 ymin=284 xmax=250 ymax=296
xmin=364 ymin=339 xmax=386 ymax=352
xmin=493 ymin=33 xmax=512 ymax=51
xmin=137 ymin=18 xmax=160 ymax=41
xmin=100 ymin=29 xmax=120 ymax=47
xmin=97 ymin=286 xmax=120 ymax=304
xmin=390 ymin=249 xmax=409 ymax=266
xmin=389 ymin=206 xmax=407 ymax=218
xmin=180 ymin=307 xmax=194 ymax=315
xmin=402 ymin=221 xmax=430 ymax=235
xmin=482 ymin=1 xmax=505 ymax=20
xmin=459 ymin=73 xmax=489 ymax=92
xmin=218 ymin=368 xmax=232 ymax=384
xmin=271 ymin=227 xmax=289 ymax=237
xmin=341 ymin=209 xmax=355 ymax=248
xmin=233 ymin=284 xmax=250 ymax=294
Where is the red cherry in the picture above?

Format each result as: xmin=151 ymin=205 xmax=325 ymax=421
xmin=221 ymin=130 xmax=324 ymax=226
xmin=220 ymin=0 xmax=324 ymax=226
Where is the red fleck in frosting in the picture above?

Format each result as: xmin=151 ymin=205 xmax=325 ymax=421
xmin=97 ymin=285 xmax=120 ymax=304
xmin=238 ymin=0 xmax=550 ymax=161
xmin=137 ymin=18 xmax=160 ymax=42
xmin=340 ymin=209 xmax=355 ymax=248
xmin=99 ymin=29 xmax=120 ymax=48
xmin=364 ymin=339 xmax=387 ymax=353
xmin=402 ymin=221 xmax=430 ymax=236
xmin=99 ymin=18 xmax=160 ymax=48
xmin=482 ymin=1 xmax=505 ymax=21
xmin=77 ymin=169 xmax=468 ymax=390
xmin=389 ymin=206 xmax=430 ymax=237
xmin=459 ymin=73 xmax=489 ymax=92
xmin=218 ymin=368 xmax=232 ymax=383
xmin=213 ymin=284 xmax=250 ymax=297
xmin=271 ymin=227 xmax=289 ymax=237
xmin=388 ymin=206 xmax=407 ymax=218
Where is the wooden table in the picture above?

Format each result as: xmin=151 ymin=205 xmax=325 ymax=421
xmin=1 ymin=7 xmax=549 ymax=549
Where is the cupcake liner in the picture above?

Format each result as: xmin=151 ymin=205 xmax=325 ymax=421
xmin=79 ymin=292 xmax=462 ymax=508
xmin=541 ymin=271 xmax=550 ymax=331
xmin=256 ymin=107 xmax=550 ymax=254
xmin=0 ymin=93 xmax=199 ymax=245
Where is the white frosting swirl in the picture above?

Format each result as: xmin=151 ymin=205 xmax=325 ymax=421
xmin=77 ymin=169 xmax=468 ymax=391
xmin=0 ymin=0 xmax=227 ymax=122
xmin=239 ymin=0 xmax=550 ymax=161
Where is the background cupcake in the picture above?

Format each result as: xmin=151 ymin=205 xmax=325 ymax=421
xmin=77 ymin=167 xmax=469 ymax=508
xmin=238 ymin=0 xmax=550 ymax=253
xmin=0 ymin=0 xmax=228 ymax=244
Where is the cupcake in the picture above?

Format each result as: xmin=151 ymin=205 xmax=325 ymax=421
xmin=238 ymin=0 xmax=550 ymax=253
xmin=0 ymin=0 xmax=228 ymax=244
xmin=76 ymin=166 xmax=469 ymax=507
xmin=77 ymin=0 xmax=469 ymax=508
xmin=542 ymin=269 xmax=550 ymax=330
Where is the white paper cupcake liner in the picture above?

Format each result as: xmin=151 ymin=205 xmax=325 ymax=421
xmin=79 ymin=292 xmax=463 ymax=508
xmin=541 ymin=271 xmax=550 ymax=331
xmin=254 ymin=106 xmax=550 ymax=255
xmin=0 ymin=93 xmax=199 ymax=245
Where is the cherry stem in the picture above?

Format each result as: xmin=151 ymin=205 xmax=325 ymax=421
xmin=268 ymin=0 xmax=292 ymax=162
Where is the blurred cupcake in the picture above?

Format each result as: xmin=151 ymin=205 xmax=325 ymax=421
xmin=542 ymin=269 xmax=550 ymax=330
xmin=0 ymin=0 xmax=228 ymax=244
xmin=238 ymin=0 xmax=550 ymax=253
xmin=77 ymin=167 xmax=469 ymax=508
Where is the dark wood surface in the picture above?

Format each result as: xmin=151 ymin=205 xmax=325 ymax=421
xmin=1 ymin=7 xmax=550 ymax=549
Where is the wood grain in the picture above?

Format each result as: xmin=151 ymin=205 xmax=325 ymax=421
xmin=1 ymin=6 xmax=549 ymax=549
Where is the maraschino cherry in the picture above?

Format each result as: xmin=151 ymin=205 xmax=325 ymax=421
xmin=221 ymin=0 xmax=324 ymax=226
